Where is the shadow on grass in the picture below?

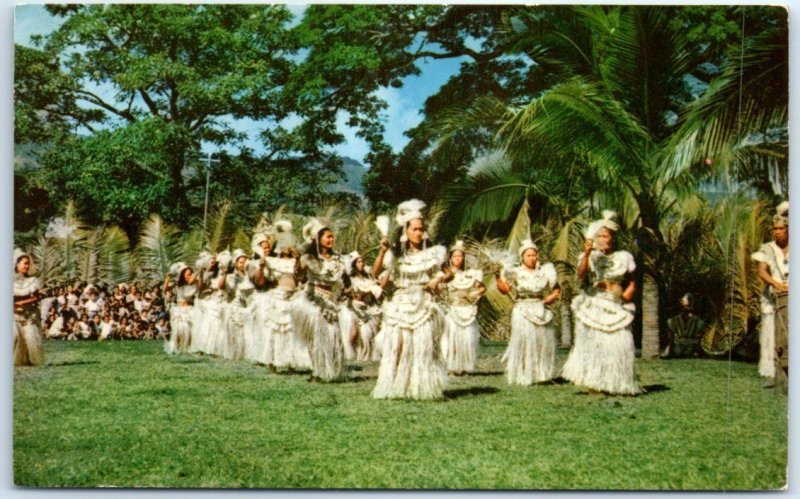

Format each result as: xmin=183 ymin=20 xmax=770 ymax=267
xmin=133 ymin=387 xmax=201 ymax=397
xmin=170 ymin=358 xmax=208 ymax=364
xmin=444 ymin=386 xmax=501 ymax=400
xmin=642 ymin=384 xmax=670 ymax=394
xmin=47 ymin=360 xmax=100 ymax=367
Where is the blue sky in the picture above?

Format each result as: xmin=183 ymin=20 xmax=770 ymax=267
xmin=14 ymin=4 xmax=467 ymax=163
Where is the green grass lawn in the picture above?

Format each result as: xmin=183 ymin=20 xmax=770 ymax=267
xmin=13 ymin=340 xmax=787 ymax=490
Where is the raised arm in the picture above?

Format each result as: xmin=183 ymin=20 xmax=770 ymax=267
xmin=577 ymin=239 xmax=593 ymax=282
xmin=372 ymin=238 xmax=390 ymax=280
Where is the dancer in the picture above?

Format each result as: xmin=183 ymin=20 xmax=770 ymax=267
xmin=245 ymin=232 xmax=276 ymax=364
xmin=752 ymin=201 xmax=789 ymax=393
xmin=14 ymin=249 xmax=44 ymax=366
xmin=192 ymin=251 xmax=228 ymax=356
xmin=439 ymin=240 xmax=485 ymax=376
xmin=561 ymin=211 xmax=641 ymax=395
xmin=164 ymin=262 xmax=197 ymax=354
xmin=371 ymin=199 xmax=448 ymax=400
xmin=291 ymin=219 xmax=349 ymax=382
xmin=345 ymin=252 xmax=384 ymax=361
xmin=223 ymin=249 xmax=254 ymax=361
xmin=495 ymin=239 xmax=560 ymax=385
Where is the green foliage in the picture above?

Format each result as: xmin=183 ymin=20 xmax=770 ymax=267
xmin=14 ymin=341 xmax=788 ymax=489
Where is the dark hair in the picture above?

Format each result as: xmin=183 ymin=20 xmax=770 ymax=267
xmin=14 ymin=254 xmax=30 ymax=273
xmin=350 ymin=256 xmax=369 ymax=278
xmin=305 ymin=227 xmax=335 ymax=260
xmin=178 ymin=267 xmax=192 ymax=286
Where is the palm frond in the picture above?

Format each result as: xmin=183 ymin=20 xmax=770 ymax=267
xmin=205 ymin=199 xmax=237 ymax=254
xmin=135 ymin=214 xmax=182 ymax=282
xmin=98 ymin=226 xmax=132 ymax=285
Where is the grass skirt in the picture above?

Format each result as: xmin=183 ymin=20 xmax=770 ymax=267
xmin=350 ymin=301 xmax=381 ymax=361
xmin=290 ymin=292 xmax=345 ymax=381
xmin=561 ymin=293 xmax=641 ymax=395
xmin=758 ymin=312 xmax=776 ymax=377
xmin=502 ymin=303 xmax=555 ymax=385
xmin=223 ymin=303 xmax=247 ymax=361
xmin=189 ymin=299 xmax=208 ymax=354
xmin=14 ymin=312 xmax=44 ymax=366
xmin=441 ymin=304 xmax=479 ymax=373
xmin=372 ymin=292 xmax=447 ymax=399
xmin=243 ymin=292 xmax=269 ymax=363
xmin=194 ymin=296 xmax=225 ymax=356
xmin=256 ymin=288 xmax=308 ymax=369
xmin=166 ymin=305 xmax=193 ymax=354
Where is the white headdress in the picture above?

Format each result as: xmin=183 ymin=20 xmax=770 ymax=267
xmin=585 ymin=210 xmax=620 ymax=239
xmin=232 ymin=248 xmax=248 ymax=263
xmin=396 ymin=199 xmax=429 ymax=243
xmin=396 ymin=199 xmax=426 ymax=227
xmin=343 ymin=250 xmax=362 ymax=273
xmin=774 ymin=201 xmax=789 ymax=226
xmin=251 ymin=233 xmax=271 ymax=258
xmin=518 ymin=238 xmax=539 ymax=258
xmin=216 ymin=249 xmax=233 ymax=269
xmin=274 ymin=220 xmax=296 ymax=251
xmin=169 ymin=262 xmax=188 ymax=277
xmin=302 ymin=217 xmax=327 ymax=245
xmin=449 ymin=240 xmax=466 ymax=254
xmin=13 ymin=248 xmax=29 ymax=265
xmin=195 ymin=251 xmax=212 ymax=270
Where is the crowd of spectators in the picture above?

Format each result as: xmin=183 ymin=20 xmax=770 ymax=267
xmin=40 ymin=281 xmax=173 ymax=341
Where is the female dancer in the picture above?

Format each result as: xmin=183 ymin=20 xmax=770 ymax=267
xmin=371 ymin=199 xmax=448 ymax=399
xmin=495 ymin=239 xmax=560 ymax=385
xmin=291 ymin=219 xmax=349 ymax=382
xmin=14 ymin=249 xmax=44 ymax=366
xmin=439 ymin=240 xmax=485 ymax=376
xmin=223 ymin=249 xmax=254 ymax=361
xmin=164 ymin=262 xmax=197 ymax=354
xmin=561 ymin=211 xmax=640 ymax=395
xmin=192 ymin=251 xmax=228 ymax=356
xmin=346 ymin=252 xmax=384 ymax=361
xmin=245 ymin=232 xmax=275 ymax=364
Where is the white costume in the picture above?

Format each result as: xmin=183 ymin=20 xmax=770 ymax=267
xmin=253 ymin=256 xmax=311 ymax=370
xmin=372 ymin=243 xmax=448 ymax=399
xmin=561 ymin=249 xmax=641 ymax=394
xmin=192 ymin=265 xmax=227 ymax=356
xmin=751 ymin=241 xmax=788 ymax=378
xmin=347 ymin=273 xmax=383 ymax=361
xmin=223 ymin=261 xmax=254 ymax=361
xmin=165 ymin=263 xmax=196 ymax=354
xmin=502 ymin=259 xmax=558 ymax=385
xmin=14 ymin=263 xmax=44 ymax=366
xmin=290 ymin=252 xmax=349 ymax=381
xmin=440 ymin=267 xmax=483 ymax=374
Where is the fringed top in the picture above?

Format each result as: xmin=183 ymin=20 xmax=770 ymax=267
xmin=385 ymin=245 xmax=447 ymax=289
xmin=225 ymin=269 xmax=255 ymax=306
xmin=578 ymin=250 xmax=636 ymax=284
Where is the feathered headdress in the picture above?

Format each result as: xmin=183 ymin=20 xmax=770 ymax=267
xmin=302 ymin=218 xmax=327 ymax=245
xmin=274 ymin=220 xmax=296 ymax=251
xmin=449 ymin=240 xmax=466 ymax=254
xmin=517 ymin=238 xmax=539 ymax=258
xmin=232 ymin=248 xmax=248 ymax=264
xmin=395 ymin=199 xmax=426 ymax=227
xmin=585 ymin=210 xmax=620 ymax=239
xmin=774 ymin=201 xmax=789 ymax=226
xmin=195 ymin=251 xmax=212 ymax=270
xmin=251 ymin=233 xmax=271 ymax=258
xmin=216 ymin=249 xmax=233 ymax=269
xmin=169 ymin=262 xmax=188 ymax=277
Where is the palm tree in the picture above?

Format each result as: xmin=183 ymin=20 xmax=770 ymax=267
xmin=432 ymin=5 xmax=787 ymax=358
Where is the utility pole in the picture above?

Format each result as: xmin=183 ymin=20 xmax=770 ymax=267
xmin=202 ymin=152 xmax=221 ymax=231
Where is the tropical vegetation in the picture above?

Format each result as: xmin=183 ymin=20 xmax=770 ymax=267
xmin=15 ymin=4 xmax=788 ymax=355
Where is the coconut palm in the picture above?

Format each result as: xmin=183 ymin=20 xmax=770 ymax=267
xmin=432 ymin=5 xmax=787 ymax=358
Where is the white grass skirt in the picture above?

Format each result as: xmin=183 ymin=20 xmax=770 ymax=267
xmin=502 ymin=307 xmax=555 ymax=385
xmin=561 ymin=320 xmax=640 ymax=394
xmin=758 ymin=312 xmax=776 ymax=378
xmin=196 ymin=297 xmax=226 ymax=356
xmin=189 ymin=299 xmax=208 ymax=354
xmin=290 ymin=293 xmax=345 ymax=381
xmin=166 ymin=305 xmax=193 ymax=354
xmin=223 ymin=303 xmax=247 ymax=361
xmin=372 ymin=296 xmax=447 ymax=400
xmin=441 ymin=305 xmax=479 ymax=373
xmin=243 ymin=292 xmax=269 ymax=363
xmin=14 ymin=313 xmax=43 ymax=366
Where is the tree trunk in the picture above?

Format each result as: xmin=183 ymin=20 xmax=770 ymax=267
xmin=641 ymin=272 xmax=660 ymax=359
xmin=560 ymin=300 xmax=572 ymax=348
